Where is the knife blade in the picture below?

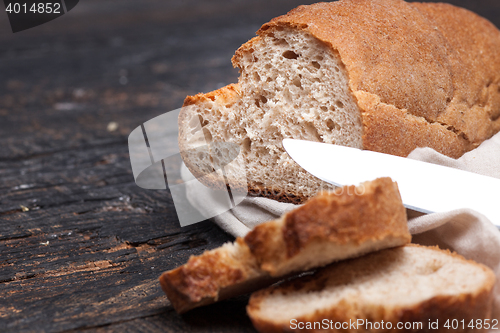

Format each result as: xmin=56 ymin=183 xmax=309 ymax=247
xmin=282 ymin=139 xmax=500 ymax=227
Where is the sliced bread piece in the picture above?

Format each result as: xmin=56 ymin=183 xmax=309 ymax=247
xmin=159 ymin=238 xmax=274 ymax=314
xmin=243 ymin=177 xmax=410 ymax=277
xmin=179 ymin=0 xmax=500 ymax=203
xmin=247 ymin=244 xmax=496 ymax=333
xmin=160 ymin=177 xmax=411 ymax=313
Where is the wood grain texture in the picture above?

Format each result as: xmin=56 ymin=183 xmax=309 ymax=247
xmin=0 ymin=0 xmax=498 ymax=332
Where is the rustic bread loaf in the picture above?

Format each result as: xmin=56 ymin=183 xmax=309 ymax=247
xmin=247 ymin=244 xmax=496 ymax=333
xmin=178 ymin=0 xmax=500 ymax=203
xmin=159 ymin=178 xmax=411 ymax=313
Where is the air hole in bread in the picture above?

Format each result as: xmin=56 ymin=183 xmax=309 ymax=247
xmin=304 ymin=122 xmax=323 ymax=142
xmin=274 ymin=39 xmax=289 ymax=47
xmin=336 ymin=100 xmax=344 ymax=108
xmin=242 ymin=137 xmax=252 ymax=153
xmin=326 ymin=119 xmax=340 ymax=131
xmin=254 ymin=72 xmax=261 ymax=82
xmin=203 ymin=128 xmax=212 ymax=143
xmin=282 ymin=50 xmax=299 ymax=59
xmin=334 ymin=67 xmax=340 ymax=72
xmin=292 ymin=77 xmax=302 ymax=88
xmin=320 ymin=106 xmax=328 ymax=112
xmin=255 ymin=95 xmax=268 ymax=107
xmin=312 ymin=61 xmax=321 ymax=69
xmin=417 ymin=262 xmax=443 ymax=275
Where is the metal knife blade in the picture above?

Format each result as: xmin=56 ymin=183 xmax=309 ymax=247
xmin=282 ymin=139 xmax=500 ymax=227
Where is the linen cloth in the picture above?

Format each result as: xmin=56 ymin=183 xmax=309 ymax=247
xmin=184 ymin=131 xmax=500 ymax=321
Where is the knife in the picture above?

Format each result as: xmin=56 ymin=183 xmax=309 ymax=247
xmin=282 ymin=139 xmax=500 ymax=228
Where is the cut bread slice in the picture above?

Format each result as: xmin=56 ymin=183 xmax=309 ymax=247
xmin=159 ymin=238 xmax=274 ymax=314
xmin=178 ymin=0 xmax=500 ymax=203
xmin=247 ymin=244 xmax=496 ymax=333
xmin=243 ymin=177 xmax=410 ymax=277
xmin=159 ymin=178 xmax=411 ymax=313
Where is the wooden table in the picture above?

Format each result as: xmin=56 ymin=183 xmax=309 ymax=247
xmin=1 ymin=1 xmax=498 ymax=332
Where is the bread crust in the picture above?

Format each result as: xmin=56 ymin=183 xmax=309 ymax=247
xmin=247 ymin=181 xmax=309 ymax=204
xmin=247 ymin=244 xmax=496 ymax=333
xmin=249 ymin=0 xmax=500 ymax=158
xmin=244 ymin=178 xmax=410 ymax=276
xmin=355 ymin=90 xmax=471 ymax=157
xmin=159 ymin=238 xmax=268 ymax=314
xmin=183 ymin=83 xmax=240 ymax=108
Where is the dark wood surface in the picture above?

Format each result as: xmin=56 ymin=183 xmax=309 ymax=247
xmin=0 ymin=1 xmax=499 ymax=332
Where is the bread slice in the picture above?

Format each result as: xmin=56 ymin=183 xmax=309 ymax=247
xmin=159 ymin=238 xmax=275 ymax=314
xmin=247 ymin=244 xmax=496 ymax=333
xmin=159 ymin=178 xmax=411 ymax=313
xmin=243 ymin=177 xmax=410 ymax=277
xmin=178 ymin=0 xmax=500 ymax=203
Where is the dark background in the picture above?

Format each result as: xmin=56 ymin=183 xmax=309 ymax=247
xmin=0 ymin=1 xmax=499 ymax=332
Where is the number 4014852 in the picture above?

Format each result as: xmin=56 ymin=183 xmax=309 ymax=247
xmin=5 ymin=3 xmax=61 ymax=14
xmin=444 ymin=319 xmax=498 ymax=330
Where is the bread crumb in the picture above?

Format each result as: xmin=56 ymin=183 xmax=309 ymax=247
xmin=107 ymin=122 xmax=119 ymax=132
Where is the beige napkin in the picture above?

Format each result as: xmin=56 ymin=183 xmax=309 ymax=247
xmin=184 ymin=131 xmax=500 ymax=320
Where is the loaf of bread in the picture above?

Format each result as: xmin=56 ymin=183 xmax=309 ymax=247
xmin=178 ymin=0 xmax=500 ymax=203
xmin=247 ymin=244 xmax=496 ymax=333
xmin=159 ymin=178 xmax=411 ymax=313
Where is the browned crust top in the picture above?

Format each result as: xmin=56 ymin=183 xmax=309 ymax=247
xmin=282 ymin=178 xmax=408 ymax=257
xmin=244 ymin=177 xmax=410 ymax=266
xmin=182 ymin=83 xmax=240 ymax=107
